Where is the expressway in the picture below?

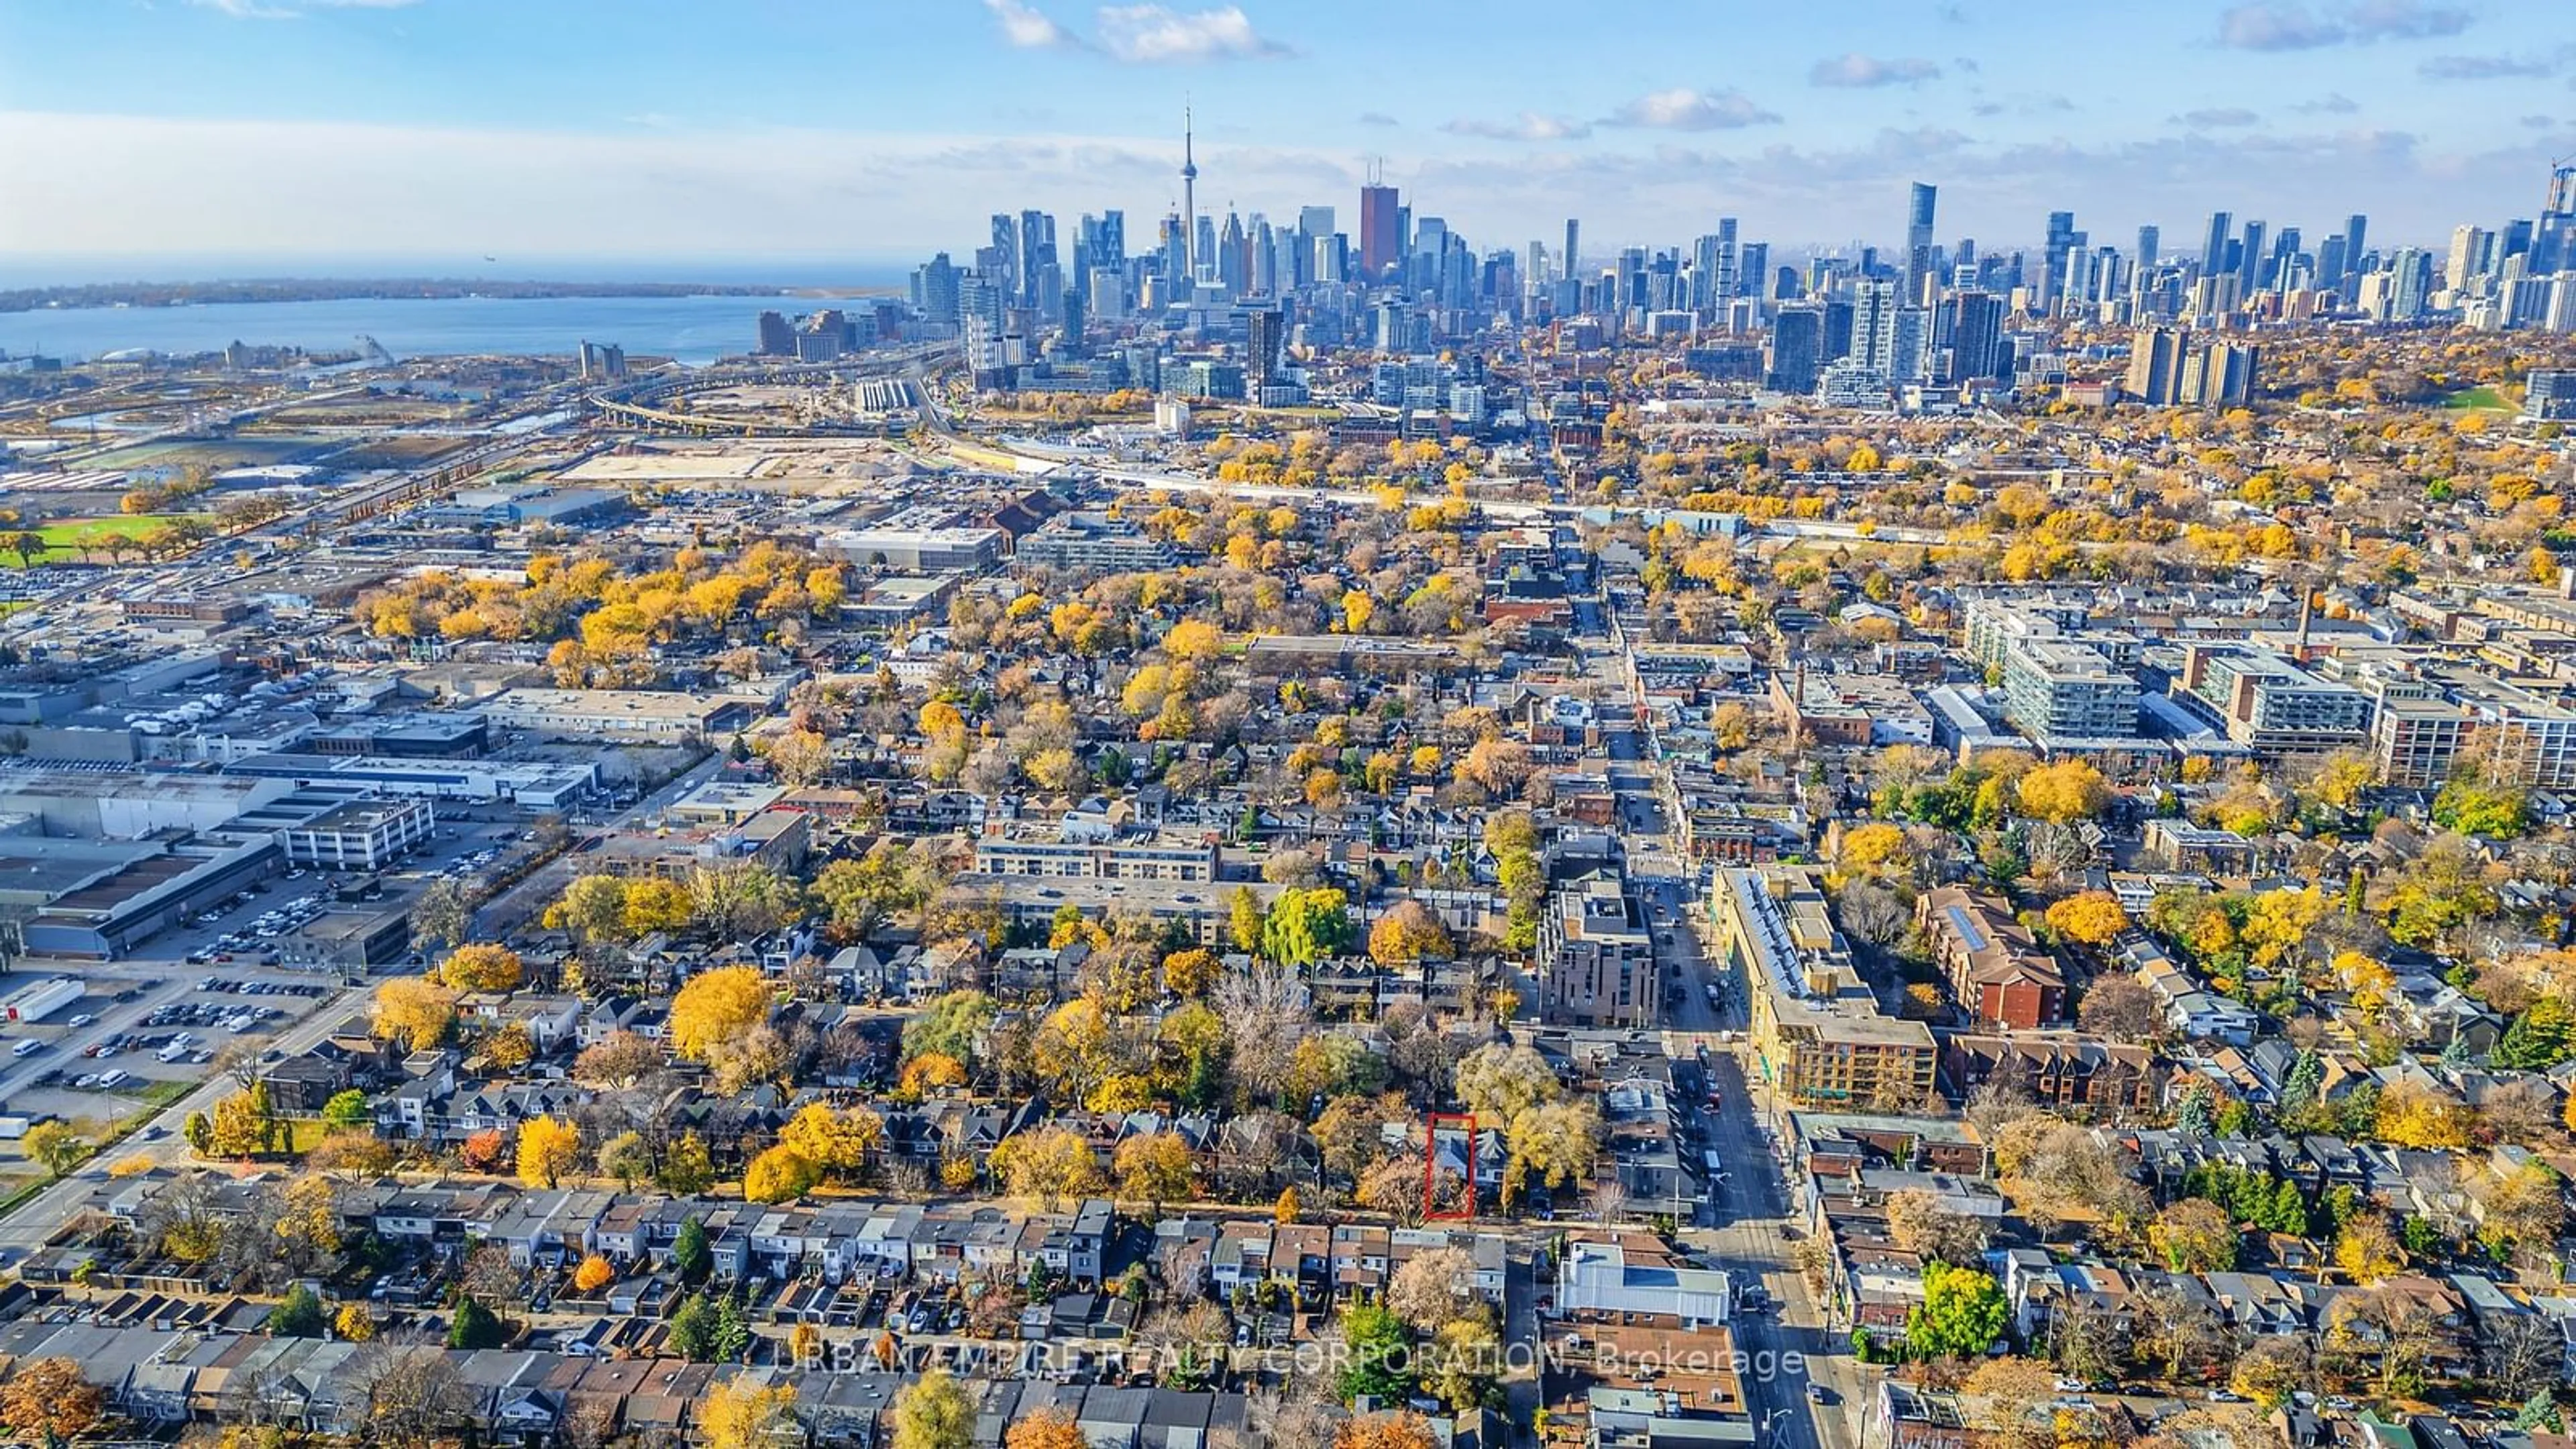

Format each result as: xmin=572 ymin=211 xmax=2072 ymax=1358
xmin=908 ymin=374 xmax=1947 ymax=547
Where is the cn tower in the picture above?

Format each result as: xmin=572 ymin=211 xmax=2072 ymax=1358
xmin=1181 ymin=105 xmax=1198 ymax=284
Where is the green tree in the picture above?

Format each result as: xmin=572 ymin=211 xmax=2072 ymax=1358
xmin=1905 ymin=1263 xmax=2007 ymax=1361
xmin=1335 ymin=1301 xmax=1416 ymax=1405
xmin=1262 ymin=887 xmax=1350 ymax=967
xmin=447 ymin=1296 xmax=506 ymax=1349
xmin=321 ymin=1089 xmax=372 ymax=1129
xmin=2432 ymin=777 xmax=2531 ymax=838
xmin=2494 ymin=996 xmax=2575 ymax=1069
xmin=666 ymin=1292 xmax=719 ymax=1360
xmin=901 ymin=990 xmax=997 ymax=1069
xmin=266 ymin=1282 xmax=327 ymax=1338
xmin=672 ymin=1216 xmax=712 ymax=1283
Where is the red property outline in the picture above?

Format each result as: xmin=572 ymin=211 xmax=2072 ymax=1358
xmin=1424 ymin=1111 xmax=1476 ymax=1221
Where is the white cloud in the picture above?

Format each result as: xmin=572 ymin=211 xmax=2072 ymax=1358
xmin=2419 ymin=53 xmax=2555 ymax=79
xmin=1093 ymin=5 xmax=1290 ymax=63
xmin=2216 ymin=0 xmax=2470 ymax=51
xmin=1601 ymin=88 xmax=1780 ymax=131
xmin=189 ymin=0 xmax=420 ymax=17
xmin=983 ymin=0 xmax=1078 ymax=50
xmin=0 ymin=109 xmax=2553 ymax=266
xmin=1442 ymin=112 xmax=1591 ymax=142
xmin=1808 ymin=53 xmax=1943 ymax=88
xmin=2172 ymin=107 xmax=2263 ymax=127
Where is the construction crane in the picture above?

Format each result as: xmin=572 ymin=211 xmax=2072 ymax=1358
xmin=354 ymin=334 xmax=397 ymax=367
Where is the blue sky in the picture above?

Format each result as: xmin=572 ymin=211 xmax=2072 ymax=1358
xmin=1 ymin=0 xmax=2571 ymax=277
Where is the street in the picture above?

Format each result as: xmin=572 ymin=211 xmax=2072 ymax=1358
xmin=1580 ymin=620 xmax=1865 ymax=1449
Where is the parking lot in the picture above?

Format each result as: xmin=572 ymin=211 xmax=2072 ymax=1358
xmin=0 ymin=810 xmax=545 ymax=1132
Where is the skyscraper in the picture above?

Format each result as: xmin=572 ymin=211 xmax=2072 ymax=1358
xmin=2135 ymin=225 xmax=2160 ymax=276
xmin=2201 ymin=211 xmax=2233 ymax=272
xmin=2043 ymin=211 xmax=2078 ymax=311
xmin=2343 ymin=213 xmax=2368 ymax=284
xmin=2127 ymin=325 xmax=2188 ymax=405
xmin=1360 ymin=180 xmax=1402 ymax=280
xmin=1768 ymin=305 xmax=1823 ymax=393
xmin=2237 ymin=219 xmax=2265 ymax=295
xmin=1852 ymin=279 xmax=1899 ymax=376
xmin=1904 ymin=182 xmax=1938 ymax=303
xmin=1945 ymin=290 xmax=2004 ymax=384
xmin=2532 ymin=166 xmax=2574 ymax=273
xmin=1564 ymin=219 xmax=1580 ymax=284
xmin=1246 ymin=306 xmax=1283 ymax=394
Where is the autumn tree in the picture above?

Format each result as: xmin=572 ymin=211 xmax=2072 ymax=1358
xmin=744 ymin=1146 xmax=822 ymax=1205
xmin=2149 ymin=1197 xmax=2237 ymax=1273
xmin=890 ymin=1371 xmax=973 ymax=1449
xmin=1367 ymin=900 xmax=1454 ymax=967
xmin=778 ymin=1102 xmax=884 ymax=1179
xmin=1113 ymin=1131 xmax=1197 ymax=1216
xmin=2044 ymin=892 xmax=2130 ymax=948
xmin=1335 ymin=1413 xmax=1437 ymax=1449
xmin=574 ymin=1254 xmax=617 ymax=1294
xmin=370 ymin=976 xmax=459 ymax=1051
xmin=988 ymin=1125 xmax=1102 ymax=1211
xmin=1 ymin=1357 xmax=102 ymax=1449
xmin=700 ymin=1375 xmax=799 ymax=1449
xmin=2017 ymin=759 xmax=2111 ymax=825
xmin=21 ymin=1121 xmax=87 ymax=1180
xmin=1006 ymin=1409 xmax=1089 ymax=1449
xmin=437 ymin=943 xmax=525 ymax=993
xmin=517 ymin=1115 xmax=582 ymax=1189
xmin=669 ymin=965 xmax=773 ymax=1064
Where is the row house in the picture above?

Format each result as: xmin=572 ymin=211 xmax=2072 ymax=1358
xmin=1941 ymin=1034 xmax=2164 ymax=1117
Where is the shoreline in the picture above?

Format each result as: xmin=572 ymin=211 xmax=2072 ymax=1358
xmin=0 ymin=279 xmax=902 ymax=316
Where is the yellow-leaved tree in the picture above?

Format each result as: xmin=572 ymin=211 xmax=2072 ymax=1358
xmin=669 ymin=965 xmax=772 ymax=1063
xmin=517 ymin=1115 xmax=583 ymax=1189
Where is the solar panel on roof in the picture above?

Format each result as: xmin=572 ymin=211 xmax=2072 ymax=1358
xmin=1943 ymin=904 xmax=1988 ymax=953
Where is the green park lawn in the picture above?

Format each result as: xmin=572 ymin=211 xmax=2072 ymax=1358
xmin=2443 ymin=385 xmax=2509 ymax=410
xmin=1 ymin=514 xmax=209 ymax=566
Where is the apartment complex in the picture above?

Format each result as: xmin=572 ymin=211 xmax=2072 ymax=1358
xmin=2178 ymin=643 xmax=2372 ymax=755
xmin=1964 ymin=598 xmax=2142 ymax=743
xmin=1915 ymin=885 xmax=2065 ymax=1031
xmin=970 ymin=832 xmax=1221 ymax=883
xmin=1538 ymin=870 xmax=1657 ymax=1029
xmin=1712 ymin=867 xmax=1936 ymax=1111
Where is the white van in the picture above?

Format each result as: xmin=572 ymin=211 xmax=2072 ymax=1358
xmin=10 ymin=1039 xmax=40 ymax=1058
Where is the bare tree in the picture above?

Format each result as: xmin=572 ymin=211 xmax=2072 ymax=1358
xmin=1835 ymin=881 xmax=1911 ymax=949
xmin=2045 ymin=1301 xmax=2126 ymax=1385
xmin=1885 ymin=1188 xmax=1993 ymax=1264
xmin=1214 ymin=961 xmax=1313 ymax=1102
xmin=2479 ymin=1308 xmax=2562 ymax=1403
xmin=345 ymin=1342 xmax=475 ymax=1449
xmin=2129 ymin=1283 xmax=2231 ymax=1384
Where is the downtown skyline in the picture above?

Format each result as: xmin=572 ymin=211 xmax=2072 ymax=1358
xmin=3 ymin=0 xmax=2576 ymax=274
